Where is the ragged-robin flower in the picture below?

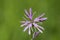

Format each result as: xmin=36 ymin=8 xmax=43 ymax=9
xmin=20 ymin=8 xmax=47 ymax=35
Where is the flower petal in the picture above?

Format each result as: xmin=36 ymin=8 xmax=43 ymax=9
xmin=39 ymin=18 xmax=47 ymax=22
xmin=29 ymin=8 xmax=32 ymax=16
xmin=38 ymin=26 xmax=44 ymax=30
xmin=24 ymin=9 xmax=29 ymax=17
xmin=33 ymin=23 xmax=38 ymax=27
xmin=28 ymin=27 xmax=31 ymax=35
xmin=34 ymin=13 xmax=46 ymax=22
xmin=29 ymin=8 xmax=33 ymax=20
xmin=34 ymin=18 xmax=40 ymax=22
xmin=28 ymin=23 xmax=32 ymax=35
xmin=33 ymin=23 xmax=43 ymax=33
xmin=23 ymin=26 xmax=29 ymax=32
xmin=36 ymin=27 xmax=43 ymax=33
xmin=23 ymin=23 xmax=32 ymax=33
xmin=21 ymin=21 xmax=30 ymax=27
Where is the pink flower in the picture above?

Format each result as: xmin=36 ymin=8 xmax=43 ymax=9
xmin=20 ymin=8 xmax=47 ymax=35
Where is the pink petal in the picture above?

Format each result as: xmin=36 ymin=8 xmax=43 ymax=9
xmin=23 ymin=26 xmax=29 ymax=32
xmin=24 ymin=9 xmax=29 ymax=17
xmin=33 ymin=23 xmax=44 ymax=30
xmin=28 ymin=23 xmax=32 ymax=35
xmin=36 ymin=27 xmax=43 ymax=33
xmin=34 ymin=13 xmax=45 ymax=22
xmin=21 ymin=21 xmax=30 ymax=27
xmin=38 ymin=26 xmax=44 ymax=30
xmin=33 ymin=23 xmax=38 ymax=27
xmin=33 ymin=23 xmax=43 ymax=33
xmin=29 ymin=8 xmax=33 ymax=20
xmin=34 ymin=18 xmax=40 ymax=22
xmin=29 ymin=8 xmax=32 ymax=16
xmin=39 ymin=18 xmax=47 ymax=22
xmin=23 ymin=23 xmax=32 ymax=32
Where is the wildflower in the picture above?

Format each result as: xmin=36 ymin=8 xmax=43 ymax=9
xmin=20 ymin=8 xmax=47 ymax=35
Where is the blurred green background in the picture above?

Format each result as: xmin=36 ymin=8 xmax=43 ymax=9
xmin=0 ymin=0 xmax=60 ymax=40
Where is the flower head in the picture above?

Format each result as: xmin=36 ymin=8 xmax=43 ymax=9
xmin=20 ymin=8 xmax=47 ymax=35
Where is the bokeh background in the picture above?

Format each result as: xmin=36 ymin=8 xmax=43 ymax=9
xmin=0 ymin=0 xmax=60 ymax=40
